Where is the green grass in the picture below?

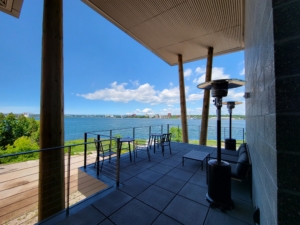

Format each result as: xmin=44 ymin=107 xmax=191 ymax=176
xmin=0 ymin=138 xmax=244 ymax=164
xmin=189 ymin=139 xmax=244 ymax=147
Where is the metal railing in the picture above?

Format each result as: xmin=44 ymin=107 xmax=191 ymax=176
xmin=0 ymin=123 xmax=244 ymax=224
xmin=0 ymin=141 xmax=108 ymax=224
xmin=83 ymin=124 xmax=245 ymax=143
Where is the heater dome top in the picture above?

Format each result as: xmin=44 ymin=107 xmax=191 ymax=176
xmin=197 ymin=79 xmax=246 ymax=90
xmin=222 ymin=101 xmax=243 ymax=106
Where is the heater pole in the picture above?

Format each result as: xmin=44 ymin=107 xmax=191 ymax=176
xmin=215 ymin=97 xmax=222 ymax=163
xmin=229 ymin=110 xmax=232 ymax=139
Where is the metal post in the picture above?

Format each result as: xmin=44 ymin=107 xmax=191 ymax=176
xmin=215 ymin=97 xmax=222 ymax=163
xmin=133 ymin=127 xmax=135 ymax=140
xmin=66 ymin=146 xmax=71 ymax=217
xmin=97 ymin=135 xmax=100 ymax=176
xmin=116 ymin=138 xmax=121 ymax=187
xmin=167 ymin=124 xmax=170 ymax=133
xmin=110 ymin=130 xmax=112 ymax=149
xmin=84 ymin=132 xmax=87 ymax=169
xmin=229 ymin=111 xmax=232 ymax=139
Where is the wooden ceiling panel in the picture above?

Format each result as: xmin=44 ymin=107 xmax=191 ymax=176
xmin=83 ymin=0 xmax=244 ymax=65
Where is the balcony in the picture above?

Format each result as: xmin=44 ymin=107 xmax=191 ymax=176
xmin=39 ymin=142 xmax=253 ymax=225
xmin=0 ymin=125 xmax=253 ymax=224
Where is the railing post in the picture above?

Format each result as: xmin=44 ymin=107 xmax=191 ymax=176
xmin=177 ymin=125 xmax=179 ymax=142
xmin=84 ymin=132 xmax=87 ymax=169
xmin=116 ymin=138 xmax=121 ymax=187
xmin=66 ymin=146 xmax=71 ymax=217
xmin=167 ymin=124 xmax=170 ymax=133
xmin=97 ymin=134 xmax=100 ymax=176
xmin=110 ymin=130 xmax=112 ymax=150
xmin=133 ymin=127 xmax=135 ymax=140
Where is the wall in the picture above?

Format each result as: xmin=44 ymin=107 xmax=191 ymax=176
xmin=245 ymin=0 xmax=300 ymax=224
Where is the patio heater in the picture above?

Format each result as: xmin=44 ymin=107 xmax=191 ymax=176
xmin=197 ymin=79 xmax=246 ymax=209
xmin=222 ymin=101 xmax=243 ymax=151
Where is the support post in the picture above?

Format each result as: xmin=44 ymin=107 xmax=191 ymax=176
xmin=200 ymin=47 xmax=213 ymax=145
xmin=38 ymin=0 xmax=64 ymax=221
xmin=178 ymin=54 xmax=188 ymax=143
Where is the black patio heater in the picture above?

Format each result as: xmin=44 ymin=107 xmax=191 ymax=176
xmin=222 ymin=101 xmax=243 ymax=151
xmin=197 ymin=79 xmax=245 ymax=209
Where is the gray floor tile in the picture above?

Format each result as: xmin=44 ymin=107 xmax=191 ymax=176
xmin=98 ymin=218 xmax=115 ymax=225
xmin=150 ymin=163 xmax=173 ymax=174
xmin=163 ymin=195 xmax=209 ymax=225
xmin=231 ymin=180 xmax=252 ymax=203
xmin=137 ymin=185 xmax=175 ymax=211
xmin=155 ymin=175 xmax=186 ymax=193
xmin=109 ymin=199 xmax=160 ymax=225
xmin=120 ymin=177 xmax=151 ymax=197
xmin=161 ymin=158 xmax=181 ymax=167
xmin=152 ymin=213 xmax=183 ymax=225
xmin=136 ymin=169 xmax=164 ymax=183
xmin=93 ymin=190 xmax=132 ymax=216
xmin=167 ymin=167 xmax=194 ymax=181
xmin=204 ymin=208 xmax=250 ymax=225
xmin=188 ymin=172 xmax=207 ymax=187
xmin=178 ymin=159 xmax=203 ymax=173
xmin=135 ymin=159 xmax=157 ymax=168
xmin=121 ymin=164 xmax=146 ymax=176
xmin=225 ymin=198 xmax=254 ymax=224
xmin=57 ymin=205 xmax=105 ymax=225
xmin=119 ymin=171 xmax=132 ymax=183
xmin=178 ymin=182 xmax=210 ymax=207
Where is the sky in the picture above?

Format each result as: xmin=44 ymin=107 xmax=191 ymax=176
xmin=0 ymin=1 xmax=245 ymax=116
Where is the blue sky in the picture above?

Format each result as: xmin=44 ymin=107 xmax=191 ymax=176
xmin=0 ymin=1 xmax=245 ymax=116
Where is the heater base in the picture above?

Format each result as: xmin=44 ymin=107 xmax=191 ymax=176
xmin=206 ymin=159 xmax=233 ymax=210
xmin=225 ymin=138 xmax=236 ymax=151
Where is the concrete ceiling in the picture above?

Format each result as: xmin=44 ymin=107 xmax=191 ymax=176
xmin=82 ymin=0 xmax=245 ymax=66
xmin=0 ymin=0 xmax=23 ymax=18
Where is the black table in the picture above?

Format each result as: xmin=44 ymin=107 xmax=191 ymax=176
xmin=149 ymin=133 xmax=163 ymax=153
xmin=120 ymin=137 xmax=135 ymax=162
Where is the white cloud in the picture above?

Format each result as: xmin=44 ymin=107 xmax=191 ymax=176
xmin=142 ymin=108 xmax=152 ymax=113
xmin=184 ymin=68 xmax=192 ymax=77
xmin=193 ymin=67 xmax=230 ymax=84
xmin=130 ymin=80 xmax=140 ymax=86
xmin=195 ymin=66 xmax=206 ymax=74
xmin=227 ymin=90 xmax=245 ymax=99
xmin=186 ymin=93 xmax=203 ymax=101
xmin=240 ymin=68 xmax=245 ymax=76
xmin=78 ymin=81 xmax=205 ymax=105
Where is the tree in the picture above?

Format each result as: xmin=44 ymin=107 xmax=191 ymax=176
xmin=170 ymin=126 xmax=182 ymax=142
xmin=0 ymin=113 xmax=40 ymax=150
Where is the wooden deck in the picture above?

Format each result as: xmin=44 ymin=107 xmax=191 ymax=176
xmin=0 ymin=153 xmax=108 ymax=224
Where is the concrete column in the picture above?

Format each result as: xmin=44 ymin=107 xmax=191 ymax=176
xmin=178 ymin=54 xmax=188 ymax=143
xmin=200 ymin=47 xmax=213 ymax=145
xmin=38 ymin=0 xmax=64 ymax=221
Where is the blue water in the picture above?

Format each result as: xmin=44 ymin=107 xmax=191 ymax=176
xmin=62 ymin=117 xmax=245 ymax=141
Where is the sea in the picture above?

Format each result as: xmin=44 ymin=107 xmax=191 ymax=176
xmin=57 ymin=117 xmax=246 ymax=141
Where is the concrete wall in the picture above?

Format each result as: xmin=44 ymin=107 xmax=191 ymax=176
xmin=245 ymin=0 xmax=300 ymax=224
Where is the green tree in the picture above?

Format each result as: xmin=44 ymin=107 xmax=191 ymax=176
xmin=170 ymin=126 xmax=182 ymax=142
xmin=0 ymin=113 xmax=40 ymax=149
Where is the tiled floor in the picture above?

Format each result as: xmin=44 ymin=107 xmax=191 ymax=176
xmin=41 ymin=142 xmax=253 ymax=225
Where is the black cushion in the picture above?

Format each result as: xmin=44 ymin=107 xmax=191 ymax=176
xmin=238 ymin=144 xmax=247 ymax=157
xmin=235 ymin=152 xmax=249 ymax=178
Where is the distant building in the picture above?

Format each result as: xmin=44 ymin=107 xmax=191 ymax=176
xmin=167 ymin=113 xmax=171 ymax=118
